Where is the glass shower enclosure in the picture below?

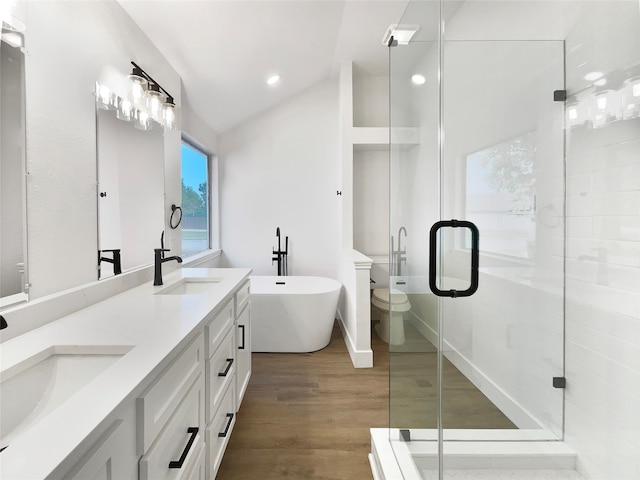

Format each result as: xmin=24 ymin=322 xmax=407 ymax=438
xmin=382 ymin=1 xmax=640 ymax=479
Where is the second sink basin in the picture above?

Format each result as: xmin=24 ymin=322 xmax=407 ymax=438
xmin=0 ymin=345 xmax=133 ymax=447
xmin=155 ymin=277 xmax=221 ymax=295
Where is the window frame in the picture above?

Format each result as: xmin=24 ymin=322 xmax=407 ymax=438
xmin=180 ymin=136 xmax=214 ymax=258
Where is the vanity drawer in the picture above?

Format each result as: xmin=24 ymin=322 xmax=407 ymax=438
xmin=206 ymin=326 xmax=235 ymax=423
xmin=206 ymin=382 xmax=236 ymax=479
xmin=235 ymin=280 xmax=250 ymax=316
xmin=206 ymin=298 xmax=234 ymax=358
xmin=137 ymin=333 xmax=204 ymax=454
xmin=139 ymin=373 xmax=204 ymax=480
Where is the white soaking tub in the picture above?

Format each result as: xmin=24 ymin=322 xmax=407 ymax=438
xmin=250 ymin=276 xmax=341 ymax=353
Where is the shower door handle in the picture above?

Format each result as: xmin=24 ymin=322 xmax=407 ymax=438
xmin=429 ymin=220 xmax=479 ymax=298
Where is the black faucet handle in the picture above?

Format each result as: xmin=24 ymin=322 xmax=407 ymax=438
xmin=1 ymin=315 xmax=7 ymax=330
xmin=155 ymin=248 xmax=170 ymax=253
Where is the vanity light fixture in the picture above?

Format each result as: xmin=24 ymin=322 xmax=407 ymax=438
xmin=124 ymin=61 xmax=179 ymax=131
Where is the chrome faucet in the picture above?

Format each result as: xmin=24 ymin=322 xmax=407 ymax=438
xmin=154 ymin=248 xmax=182 ymax=286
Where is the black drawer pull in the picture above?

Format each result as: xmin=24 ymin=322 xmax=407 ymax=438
xmin=218 ymin=413 xmax=234 ymax=438
xmin=168 ymin=427 xmax=198 ymax=469
xmin=218 ymin=358 xmax=234 ymax=377
xmin=238 ymin=325 xmax=246 ymax=350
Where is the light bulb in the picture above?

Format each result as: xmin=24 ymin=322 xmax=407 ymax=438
xmin=163 ymin=100 xmax=177 ymax=131
xmin=146 ymin=84 xmax=163 ymax=122
xmin=95 ymin=82 xmax=115 ymax=110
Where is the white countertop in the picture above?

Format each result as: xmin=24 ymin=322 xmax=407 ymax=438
xmin=0 ymin=267 xmax=251 ymax=480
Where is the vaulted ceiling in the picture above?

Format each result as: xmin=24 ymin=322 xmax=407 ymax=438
xmin=119 ymin=1 xmax=410 ymax=134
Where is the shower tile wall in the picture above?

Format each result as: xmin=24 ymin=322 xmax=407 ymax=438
xmin=564 ymin=120 xmax=640 ymax=480
xmin=563 ymin=3 xmax=640 ymax=479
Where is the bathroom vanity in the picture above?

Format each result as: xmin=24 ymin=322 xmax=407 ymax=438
xmin=0 ymin=267 xmax=251 ymax=480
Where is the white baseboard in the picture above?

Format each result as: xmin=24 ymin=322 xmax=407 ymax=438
xmin=336 ymin=310 xmax=373 ymax=368
xmin=408 ymin=312 xmax=542 ymax=429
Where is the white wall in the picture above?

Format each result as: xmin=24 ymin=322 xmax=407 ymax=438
xmin=219 ymin=78 xmax=340 ymax=278
xmin=23 ymin=1 xmax=181 ymax=300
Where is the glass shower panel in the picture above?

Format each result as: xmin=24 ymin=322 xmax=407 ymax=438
xmin=388 ymin=22 xmax=440 ymax=480
xmin=440 ymin=40 xmax=566 ymax=441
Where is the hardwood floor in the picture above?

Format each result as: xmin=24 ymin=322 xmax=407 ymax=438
xmin=216 ymin=321 xmax=515 ymax=479
xmin=217 ymin=324 xmax=389 ymax=479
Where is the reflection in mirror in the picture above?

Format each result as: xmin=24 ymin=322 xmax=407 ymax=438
xmin=0 ymin=36 xmax=28 ymax=309
xmin=96 ymin=100 xmax=164 ymax=279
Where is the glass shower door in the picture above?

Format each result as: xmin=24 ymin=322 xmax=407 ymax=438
xmin=389 ymin=8 xmax=566 ymax=479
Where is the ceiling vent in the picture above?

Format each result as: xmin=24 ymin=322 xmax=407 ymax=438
xmin=381 ymin=24 xmax=420 ymax=46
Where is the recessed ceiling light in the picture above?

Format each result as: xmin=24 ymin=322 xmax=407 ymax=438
xmin=594 ymin=78 xmax=607 ymax=87
xmin=381 ymin=24 xmax=420 ymax=46
xmin=411 ymin=74 xmax=426 ymax=85
xmin=584 ymin=71 xmax=604 ymax=82
xmin=266 ymin=74 xmax=280 ymax=86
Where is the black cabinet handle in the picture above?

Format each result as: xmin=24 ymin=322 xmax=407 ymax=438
xmin=218 ymin=413 xmax=234 ymax=438
xmin=168 ymin=427 xmax=198 ymax=469
xmin=429 ymin=219 xmax=479 ymax=298
xmin=238 ymin=325 xmax=246 ymax=350
xmin=218 ymin=358 xmax=234 ymax=377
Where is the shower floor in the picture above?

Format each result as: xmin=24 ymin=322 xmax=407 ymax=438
xmin=389 ymin=321 xmax=516 ymax=430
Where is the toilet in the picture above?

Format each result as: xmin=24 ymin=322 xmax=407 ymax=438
xmin=371 ymin=288 xmax=411 ymax=345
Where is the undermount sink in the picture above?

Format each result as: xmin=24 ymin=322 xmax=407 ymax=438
xmin=0 ymin=345 xmax=133 ymax=447
xmin=155 ymin=277 xmax=221 ymax=295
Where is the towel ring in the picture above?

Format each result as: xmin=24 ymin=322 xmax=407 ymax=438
xmin=170 ymin=204 xmax=182 ymax=229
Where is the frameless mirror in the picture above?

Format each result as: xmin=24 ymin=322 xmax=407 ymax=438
xmin=96 ymin=103 xmax=165 ymax=279
xmin=0 ymin=35 xmax=29 ymax=309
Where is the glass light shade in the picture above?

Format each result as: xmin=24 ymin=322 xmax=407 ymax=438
xmin=590 ymin=90 xmax=616 ymax=128
xmin=146 ymin=84 xmax=164 ymax=122
xmin=128 ymin=69 xmax=147 ymax=109
xmin=566 ymin=101 xmax=585 ymax=128
xmin=163 ymin=102 xmax=177 ymax=131
xmin=95 ymin=82 xmax=116 ymax=110
xmin=117 ymin=97 xmax=133 ymax=122
xmin=134 ymin=109 xmax=152 ymax=131
xmin=621 ymin=76 xmax=640 ymax=120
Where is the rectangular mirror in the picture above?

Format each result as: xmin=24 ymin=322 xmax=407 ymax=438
xmin=1 ymin=35 xmax=29 ymax=309
xmin=96 ymin=104 xmax=165 ymax=279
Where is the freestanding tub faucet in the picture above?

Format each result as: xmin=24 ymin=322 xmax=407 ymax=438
xmin=272 ymin=227 xmax=289 ymax=276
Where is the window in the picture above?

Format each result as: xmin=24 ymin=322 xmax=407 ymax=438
xmin=465 ymin=131 xmax=537 ymax=259
xmin=181 ymin=140 xmax=210 ymax=257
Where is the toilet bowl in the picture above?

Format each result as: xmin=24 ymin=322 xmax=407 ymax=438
xmin=371 ymin=288 xmax=411 ymax=345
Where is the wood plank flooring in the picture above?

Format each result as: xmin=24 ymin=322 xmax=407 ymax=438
xmin=217 ymin=324 xmax=388 ymax=479
xmin=216 ymin=321 xmax=514 ymax=479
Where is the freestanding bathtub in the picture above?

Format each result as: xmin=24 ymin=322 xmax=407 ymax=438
xmin=250 ymin=276 xmax=341 ymax=353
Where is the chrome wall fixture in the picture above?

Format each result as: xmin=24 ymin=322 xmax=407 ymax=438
xmin=95 ymin=61 xmax=178 ymax=132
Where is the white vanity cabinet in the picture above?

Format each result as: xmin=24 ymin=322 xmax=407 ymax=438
xmin=64 ymin=409 xmax=138 ymax=480
xmin=204 ymin=297 xmax=237 ymax=479
xmin=3 ymin=270 xmax=253 ymax=480
xmin=138 ymin=333 xmax=205 ymax=480
xmin=235 ymin=280 xmax=251 ymax=408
